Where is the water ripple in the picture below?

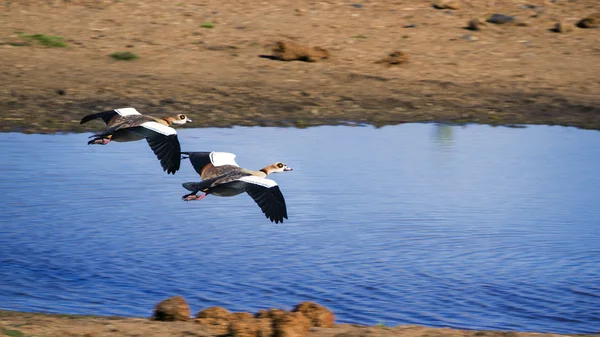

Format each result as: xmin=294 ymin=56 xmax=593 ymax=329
xmin=0 ymin=125 xmax=599 ymax=333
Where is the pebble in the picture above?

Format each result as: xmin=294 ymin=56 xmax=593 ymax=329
xmin=466 ymin=19 xmax=482 ymax=31
xmin=576 ymin=13 xmax=599 ymax=28
xmin=460 ymin=34 xmax=478 ymax=41
xmin=552 ymin=21 xmax=572 ymax=33
xmin=432 ymin=0 xmax=461 ymax=10
xmin=487 ymin=14 xmax=515 ymax=24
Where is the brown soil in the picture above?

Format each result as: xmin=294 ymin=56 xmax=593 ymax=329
xmin=1 ymin=309 xmax=597 ymax=337
xmin=1 ymin=0 xmax=599 ymax=133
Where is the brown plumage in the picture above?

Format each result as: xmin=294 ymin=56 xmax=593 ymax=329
xmin=80 ymin=107 xmax=192 ymax=174
xmin=181 ymin=151 xmax=293 ymax=224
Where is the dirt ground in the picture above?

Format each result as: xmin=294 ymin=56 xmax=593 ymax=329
xmin=1 ymin=309 xmax=596 ymax=337
xmin=1 ymin=0 xmax=599 ymax=133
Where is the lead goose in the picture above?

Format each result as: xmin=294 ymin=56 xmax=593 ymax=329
xmin=181 ymin=151 xmax=292 ymax=224
xmin=80 ymin=107 xmax=192 ymax=174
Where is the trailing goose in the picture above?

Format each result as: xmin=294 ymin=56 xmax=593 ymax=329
xmin=181 ymin=151 xmax=292 ymax=224
xmin=80 ymin=107 xmax=192 ymax=174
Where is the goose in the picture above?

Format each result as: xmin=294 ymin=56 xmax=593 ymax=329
xmin=80 ymin=107 xmax=192 ymax=174
xmin=181 ymin=151 xmax=292 ymax=224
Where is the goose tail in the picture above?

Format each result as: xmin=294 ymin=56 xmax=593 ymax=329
xmin=182 ymin=182 xmax=203 ymax=192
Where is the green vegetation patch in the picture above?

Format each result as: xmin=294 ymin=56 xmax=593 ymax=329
xmin=1 ymin=328 xmax=34 ymax=337
xmin=200 ymin=21 xmax=215 ymax=29
xmin=109 ymin=51 xmax=139 ymax=61
xmin=352 ymin=35 xmax=367 ymax=39
xmin=19 ymin=33 xmax=67 ymax=48
xmin=375 ymin=321 xmax=389 ymax=329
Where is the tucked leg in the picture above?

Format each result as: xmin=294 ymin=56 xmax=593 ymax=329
xmin=88 ymin=138 xmax=111 ymax=145
xmin=183 ymin=193 xmax=207 ymax=201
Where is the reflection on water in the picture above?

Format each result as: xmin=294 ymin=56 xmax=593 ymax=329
xmin=432 ymin=124 xmax=455 ymax=148
xmin=0 ymin=124 xmax=599 ymax=334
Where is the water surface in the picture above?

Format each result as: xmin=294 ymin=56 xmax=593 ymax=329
xmin=0 ymin=124 xmax=599 ymax=333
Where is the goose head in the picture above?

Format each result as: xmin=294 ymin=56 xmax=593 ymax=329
xmin=171 ymin=114 xmax=193 ymax=125
xmin=265 ymin=162 xmax=293 ymax=174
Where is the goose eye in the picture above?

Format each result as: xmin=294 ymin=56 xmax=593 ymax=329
xmin=277 ymin=163 xmax=284 ymax=168
xmin=179 ymin=115 xmax=186 ymax=120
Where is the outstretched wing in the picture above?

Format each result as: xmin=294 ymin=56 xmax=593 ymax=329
xmin=238 ymin=176 xmax=288 ymax=224
xmin=182 ymin=152 xmax=214 ymax=175
xmin=80 ymin=107 xmax=142 ymax=125
xmin=182 ymin=151 xmax=239 ymax=176
xmin=209 ymin=152 xmax=239 ymax=167
xmin=128 ymin=122 xmax=181 ymax=174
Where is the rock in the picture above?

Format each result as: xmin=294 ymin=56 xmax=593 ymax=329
xmin=256 ymin=318 xmax=275 ymax=337
xmin=551 ymin=21 xmax=572 ymax=33
xmin=433 ymin=0 xmax=460 ymax=10
xmin=152 ymin=296 xmax=191 ymax=321
xmin=576 ymin=13 xmax=600 ymax=28
xmin=375 ymin=51 xmax=409 ymax=66
xmin=205 ymin=44 xmax=237 ymax=51
xmin=460 ymin=34 xmax=478 ymax=41
xmin=487 ymin=13 xmax=515 ymax=24
xmin=232 ymin=312 xmax=255 ymax=321
xmin=270 ymin=41 xmax=329 ymax=62
xmin=229 ymin=319 xmax=259 ymax=337
xmin=256 ymin=308 xmax=287 ymax=320
xmin=195 ymin=318 xmax=230 ymax=334
xmin=195 ymin=307 xmax=239 ymax=334
xmin=196 ymin=306 xmax=233 ymax=320
xmin=230 ymin=317 xmax=274 ymax=337
xmin=292 ymin=301 xmax=335 ymax=328
xmin=273 ymin=312 xmax=311 ymax=337
xmin=466 ymin=19 xmax=482 ymax=31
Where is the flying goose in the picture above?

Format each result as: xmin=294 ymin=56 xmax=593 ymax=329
xmin=181 ymin=151 xmax=292 ymax=224
xmin=80 ymin=107 xmax=192 ymax=174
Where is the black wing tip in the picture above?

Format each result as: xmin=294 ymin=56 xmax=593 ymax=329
xmin=80 ymin=114 xmax=95 ymax=124
xmin=162 ymin=156 xmax=180 ymax=174
xmin=146 ymin=133 xmax=181 ymax=175
xmin=269 ymin=214 xmax=288 ymax=224
xmin=245 ymin=185 xmax=288 ymax=224
xmin=81 ymin=109 xmax=119 ymax=125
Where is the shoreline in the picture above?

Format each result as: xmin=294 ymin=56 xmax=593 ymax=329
xmin=1 ymin=308 xmax=596 ymax=337
xmin=2 ymin=85 xmax=600 ymax=134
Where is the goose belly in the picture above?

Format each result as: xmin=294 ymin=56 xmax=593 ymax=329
xmin=112 ymin=130 xmax=144 ymax=142
xmin=210 ymin=186 xmax=244 ymax=197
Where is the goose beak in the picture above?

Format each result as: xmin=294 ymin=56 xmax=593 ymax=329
xmin=284 ymin=167 xmax=293 ymax=171
xmin=187 ymin=119 xmax=193 ymax=123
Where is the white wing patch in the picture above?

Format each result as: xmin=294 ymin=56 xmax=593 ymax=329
xmin=210 ymin=152 xmax=239 ymax=167
xmin=140 ymin=121 xmax=177 ymax=136
xmin=239 ymin=176 xmax=278 ymax=188
xmin=115 ymin=107 xmax=142 ymax=116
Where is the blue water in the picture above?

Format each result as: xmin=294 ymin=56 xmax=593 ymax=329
xmin=0 ymin=124 xmax=599 ymax=334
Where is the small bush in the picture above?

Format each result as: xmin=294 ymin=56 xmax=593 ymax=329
xmin=20 ymin=33 xmax=67 ymax=47
xmin=1 ymin=328 xmax=26 ymax=337
xmin=110 ymin=51 xmax=138 ymax=61
xmin=200 ymin=21 xmax=215 ymax=29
